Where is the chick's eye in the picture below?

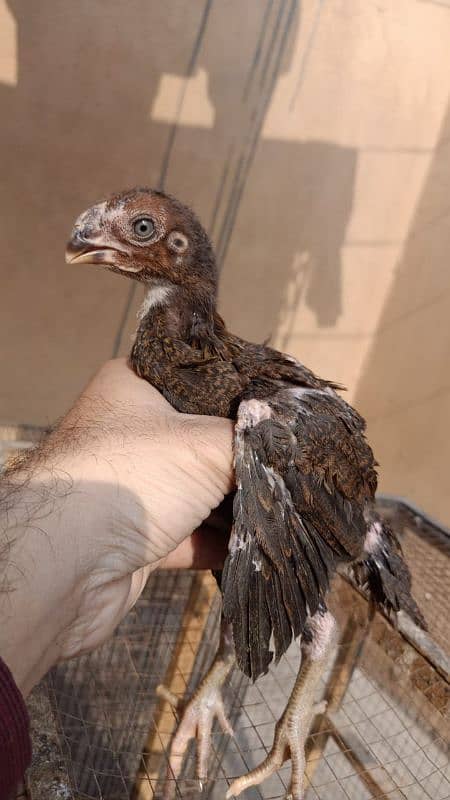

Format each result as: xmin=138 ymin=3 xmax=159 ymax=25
xmin=133 ymin=217 xmax=155 ymax=239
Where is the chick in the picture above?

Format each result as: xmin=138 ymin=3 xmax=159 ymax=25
xmin=66 ymin=188 xmax=425 ymax=799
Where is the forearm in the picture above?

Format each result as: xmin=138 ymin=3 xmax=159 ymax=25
xmin=0 ymin=458 xmax=83 ymax=696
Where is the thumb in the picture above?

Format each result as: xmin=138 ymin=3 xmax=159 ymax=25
xmin=176 ymin=413 xmax=235 ymax=495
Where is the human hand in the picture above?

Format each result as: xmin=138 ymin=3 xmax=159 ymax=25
xmin=0 ymin=359 xmax=234 ymax=694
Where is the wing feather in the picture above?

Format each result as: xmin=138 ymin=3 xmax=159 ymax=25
xmin=222 ymin=390 xmax=377 ymax=680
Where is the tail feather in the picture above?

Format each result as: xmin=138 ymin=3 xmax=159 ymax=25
xmin=353 ymin=516 xmax=427 ymax=630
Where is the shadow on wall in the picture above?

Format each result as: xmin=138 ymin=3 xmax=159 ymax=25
xmin=354 ymin=100 xmax=450 ymax=522
xmin=218 ymin=138 xmax=356 ymax=344
xmin=0 ymin=0 xmax=356 ymax=424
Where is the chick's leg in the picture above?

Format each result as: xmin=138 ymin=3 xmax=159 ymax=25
xmin=158 ymin=618 xmax=235 ymax=788
xmin=227 ymin=611 xmax=336 ymax=800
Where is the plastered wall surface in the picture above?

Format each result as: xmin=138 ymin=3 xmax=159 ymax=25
xmin=1 ymin=0 xmax=449 ymax=522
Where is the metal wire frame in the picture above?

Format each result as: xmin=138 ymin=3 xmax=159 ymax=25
xmin=25 ymin=556 xmax=449 ymax=800
xmin=2 ymin=428 xmax=447 ymax=800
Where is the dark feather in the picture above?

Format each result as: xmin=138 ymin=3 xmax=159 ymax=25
xmin=352 ymin=517 xmax=427 ymax=630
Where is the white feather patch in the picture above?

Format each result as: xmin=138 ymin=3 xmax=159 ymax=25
xmin=236 ymin=399 xmax=272 ymax=431
xmin=290 ymin=386 xmax=335 ymax=400
xmin=138 ymin=284 xmax=172 ymax=319
xmin=364 ymin=521 xmax=383 ymax=554
xmin=304 ymin=611 xmax=336 ymax=661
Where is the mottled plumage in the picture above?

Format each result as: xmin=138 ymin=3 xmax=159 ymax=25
xmin=66 ymin=187 xmax=425 ymax=798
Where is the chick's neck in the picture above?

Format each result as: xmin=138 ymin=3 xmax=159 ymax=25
xmin=138 ymin=279 xmax=218 ymax=342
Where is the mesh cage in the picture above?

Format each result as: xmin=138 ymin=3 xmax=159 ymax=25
xmin=2 ymin=428 xmax=448 ymax=800
xmin=27 ymin=545 xmax=449 ymax=800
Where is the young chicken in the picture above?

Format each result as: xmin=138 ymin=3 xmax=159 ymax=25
xmin=66 ymin=188 xmax=425 ymax=799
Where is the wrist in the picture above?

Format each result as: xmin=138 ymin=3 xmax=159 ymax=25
xmin=0 ymin=460 xmax=91 ymax=695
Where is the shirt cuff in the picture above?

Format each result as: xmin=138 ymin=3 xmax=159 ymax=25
xmin=0 ymin=656 xmax=32 ymax=800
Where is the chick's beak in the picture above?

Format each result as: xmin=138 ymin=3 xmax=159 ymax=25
xmin=65 ymin=230 xmax=118 ymax=266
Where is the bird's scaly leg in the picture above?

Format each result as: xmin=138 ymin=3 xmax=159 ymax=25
xmin=158 ymin=618 xmax=235 ymax=791
xmin=226 ymin=611 xmax=336 ymax=800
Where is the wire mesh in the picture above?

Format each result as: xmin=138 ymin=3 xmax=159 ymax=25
xmin=25 ymin=563 xmax=448 ymax=800
xmin=2 ymin=428 xmax=448 ymax=800
xmin=377 ymin=498 xmax=450 ymax=658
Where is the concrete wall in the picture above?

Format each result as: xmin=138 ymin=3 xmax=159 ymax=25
xmin=1 ymin=0 xmax=449 ymax=522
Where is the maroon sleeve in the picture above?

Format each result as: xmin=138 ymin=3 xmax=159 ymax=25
xmin=0 ymin=657 xmax=32 ymax=800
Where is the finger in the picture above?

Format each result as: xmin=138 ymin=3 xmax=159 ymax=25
xmin=125 ymin=564 xmax=153 ymax=612
xmin=161 ymin=527 xmax=229 ymax=570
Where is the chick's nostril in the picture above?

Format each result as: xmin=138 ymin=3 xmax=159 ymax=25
xmin=67 ymin=230 xmax=91 ymax=256
xmin=71 ymin=228 xmax=95 ymax=249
